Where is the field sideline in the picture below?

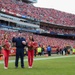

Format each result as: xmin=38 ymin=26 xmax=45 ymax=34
xmin=0 ymin=55 xmax=75 ymax=64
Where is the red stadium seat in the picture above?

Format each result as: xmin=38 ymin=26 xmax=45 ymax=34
xmin=0 ymin=0 xmax=75 ymax=27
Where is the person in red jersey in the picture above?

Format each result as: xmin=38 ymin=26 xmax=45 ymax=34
xmin=1 ymin=34 xmax=11 ymax=69
xmin=28 ymin=35 xmax=37 ymax=68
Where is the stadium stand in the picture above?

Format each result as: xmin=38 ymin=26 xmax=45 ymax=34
xmin=0 ymin=0 xmax=75 ymax=55
xmin=40 ymin=26 xmax=75 ymax=34
xmin=0 ymin=30 xmax=74 ymax=49
xmin=0 ymin=0 xmax=75 ymax=27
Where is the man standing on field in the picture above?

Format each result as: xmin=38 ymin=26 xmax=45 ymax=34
xmin=12 ymin=32 xmax=26 ymax=68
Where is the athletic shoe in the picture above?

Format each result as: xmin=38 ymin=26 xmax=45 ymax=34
xmin=30 ymin=66 xmax=32 ymax=68
xmin=4 ymin=67 xmax=8 ymax=69
xmin=28 ymin=66 xmax=31 ymax=68
xmin=28 ymin=66 xmax=32 ymax=68
xmin=15 ymin=66 xmax=18 ymax=69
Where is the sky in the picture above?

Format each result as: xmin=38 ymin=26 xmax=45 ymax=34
xmin=33 ymin=0 xmax=75 ymax=15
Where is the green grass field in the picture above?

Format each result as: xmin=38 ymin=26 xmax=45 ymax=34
xmin=0 ymin=55 xmax=75 ymax=75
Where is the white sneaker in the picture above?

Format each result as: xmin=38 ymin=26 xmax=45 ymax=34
xmin=28 ymin=66 xmax=32 ymax=68
xmin=28 ymin=66 xmax=31 ymax=68
xmin=30 ymin=66 xmax=32 ymax=68
xmin=4 ymin=67 xmax=8 ymax=69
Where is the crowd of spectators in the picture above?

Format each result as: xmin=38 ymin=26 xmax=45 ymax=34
xmin=0 ymin=0 xmax=75 ymax=27
xmin=0 ymin=0 xmax=75 ymax=55
xmin=41 ymin=26 xmax=75 ymax=34
xmin=0 ymin=30 xmax=74 ymax=49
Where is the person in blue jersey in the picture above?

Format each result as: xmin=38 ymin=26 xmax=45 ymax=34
xmin=12 ymin=32 xmax=26 ymax=68
xmin=47 ymin=45 xmax=51 ymax=56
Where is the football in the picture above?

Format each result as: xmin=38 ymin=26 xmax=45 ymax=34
xmin=22 ymin=41 xmax=26 ymax=45
xmin=4 ymin=42 xmax=11 ymax=50
xmin=32 ymin=42 xmax=38 ymax=48
xmin=28 ymin=41 xmax=33 ymax=47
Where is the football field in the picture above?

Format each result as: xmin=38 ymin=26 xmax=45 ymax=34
xmin=0 ymin=55 xmax=75 ymax=75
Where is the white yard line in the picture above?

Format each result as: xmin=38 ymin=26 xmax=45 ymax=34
xmin=0 ymin=55 xmax=75 ymax=64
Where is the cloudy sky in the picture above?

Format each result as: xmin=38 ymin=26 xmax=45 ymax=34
xmin=34 ymin=0 xmax=75 ymax=14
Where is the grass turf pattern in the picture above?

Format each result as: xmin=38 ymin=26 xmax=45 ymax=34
xmin=0 ymin=55 xmax=75 ymax=75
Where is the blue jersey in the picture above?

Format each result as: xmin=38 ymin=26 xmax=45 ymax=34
xmin=12 ymin=37 xmax=26 ymax=49
xmin=47 ymin=46 xmax=51 ymax=51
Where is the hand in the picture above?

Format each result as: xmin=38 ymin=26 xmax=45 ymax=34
xmin=28 ymin=42 xmax=32 ymax=47
xmin=13 ymin=34 xmax=16 ymax=37
xmin=22 ymin=41 xmax=26 ymax=45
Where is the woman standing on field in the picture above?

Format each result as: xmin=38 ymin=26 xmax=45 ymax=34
xmin=1 ymin=34 xmax=11 ymax=69
xmin=27 ymin=35 xmax=37 ymax=68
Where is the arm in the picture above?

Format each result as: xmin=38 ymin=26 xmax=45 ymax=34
xmin=22 ymin=38 xmax=26 ymax=45
xmin=12 ymin=34 xmax=16 ymax=43
xmin=12 ymin=37 xmax=16 ymax=43
xmin=12 ymin=37 xmax=17 ymax=47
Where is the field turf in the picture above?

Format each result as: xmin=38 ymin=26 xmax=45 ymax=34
xmin=0 ymin=55 xmax=75 ymax=75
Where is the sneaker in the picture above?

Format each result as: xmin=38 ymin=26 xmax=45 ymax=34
xmin=28 ymin=66 xmax=31 ymax=68
xmin=4 ymin=67 xmax=8 ymax=69
xmin=28 ymin=66 xmax=32 ymax=68
xmin=15 ymin=66 xmax=18 ymax=69
xmin=30 ymin=66 xmax=32 ymax=68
